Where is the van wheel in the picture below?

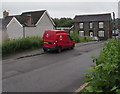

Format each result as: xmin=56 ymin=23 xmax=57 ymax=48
xmin=71 ymin=44 xmax=75 ymax=49
xmin=57 ymin=46 xmax=62 ymax=53
xmin=43 ymin=48 xmax=47 ymax=52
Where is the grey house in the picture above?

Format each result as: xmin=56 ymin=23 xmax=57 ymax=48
xmin=72 ymin=13 xmax=112 ymax=40
xmin=115 ymin=18 xmax=120 ymax=38
xmin=2 ymin=10 xmax=55 ymax=39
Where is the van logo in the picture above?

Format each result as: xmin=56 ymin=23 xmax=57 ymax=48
xmin=60 ymin=35 xmax=63 ymax=40
xmin=46 ymin=34 xmax=49 ymax=37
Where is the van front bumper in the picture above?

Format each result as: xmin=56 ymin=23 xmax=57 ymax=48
xmin=43 ymin=47 xmax=57 ymax=51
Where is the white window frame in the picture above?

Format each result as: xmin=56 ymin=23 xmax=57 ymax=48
xmin=79 ymin=31 xmax=84 ymax=36
xmin=79 ymin=23 xmax=84 ymax=29
xmin=99 ymin=22 xmax=104 ymax=28
xmin=98 ymin=30 xmax=105 ymax=37
xmin=90 ymin=22 xmax=93 ymax=29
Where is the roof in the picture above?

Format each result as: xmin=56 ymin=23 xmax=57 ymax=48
xmin=1 ymin=16 xmax=13 ymax=30
xmin=74 ymin=13 xmax=112 ymax=22
xmin=3 ymin=10 xmax=55 ymax=28
xmin=21 ymin=10 xmax=46 ymax=25
xmin=115 ymin=18 xmax=120 ymax=25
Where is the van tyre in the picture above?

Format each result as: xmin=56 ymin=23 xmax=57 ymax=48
xmin=43 ymin=48 xmax=47 ymax=52
xmin=71 ymin=44 xmax=75 ymax=49
xmin=57 ymin=46 xmax=62 ymax=53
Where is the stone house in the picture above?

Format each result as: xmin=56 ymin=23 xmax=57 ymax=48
xmin=72 ymin=13 xmax=112 ymax=40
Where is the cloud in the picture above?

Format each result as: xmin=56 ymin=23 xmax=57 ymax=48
xmin=1 ymin=2 xmax=118 ymax=18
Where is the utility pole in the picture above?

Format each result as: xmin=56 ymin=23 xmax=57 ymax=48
xmin=113 ymin=12 xmax=116 ymax=39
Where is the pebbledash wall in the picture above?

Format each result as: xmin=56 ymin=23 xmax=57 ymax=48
xmin=7 ymin=11 xmax=55 ymax=39
xmin=7 ymin=17 xmax=23 ymax=39
xmin=25 ymin=13 xmax=54 ymax=37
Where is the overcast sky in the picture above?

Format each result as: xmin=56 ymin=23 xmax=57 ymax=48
xmin=1 ymin=0 xmax=120 ymax=18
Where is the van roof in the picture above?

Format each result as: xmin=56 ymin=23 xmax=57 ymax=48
xmin=45 ymin=30 xmax=67 ymax=33
xmin=56 ymin=33 xmax=69 ymax=36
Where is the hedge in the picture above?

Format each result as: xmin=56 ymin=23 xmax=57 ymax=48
xmin=2 ymin=36 xmax=42 ymax=56
xmin=84 ymin=39 xmax=120 ymax=93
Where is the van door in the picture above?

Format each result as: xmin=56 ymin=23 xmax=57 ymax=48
xmin=62 ymin=35 xmax=73 ymax=48
xmin=67 ymin=35 xmax=73 ymax=47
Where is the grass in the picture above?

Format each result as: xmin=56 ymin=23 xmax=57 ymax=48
xmin=2 ymin=36 xmax=42 ymax=56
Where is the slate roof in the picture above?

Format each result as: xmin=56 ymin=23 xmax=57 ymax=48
xmin=74 ymin=13 xmax=112 ymax=22
xmin=1 ymin=16 xmax=13 ymax=30
xmin=115 ymin=18 xmax=120 ymax=25
xmin=2 ymin=10 xmax=47 ymax=28
xmin=21 ymin=10 xmax=46 ymax=25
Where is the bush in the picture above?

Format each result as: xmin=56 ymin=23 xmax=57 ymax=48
xmin=70 ymin=32 xmax=92 ymax=43
xmin=85 ymin=39 xmax=120 ymax=93
xmin=2 ymin=36 xmax=42 ymax=56
xmin=70 ymin=32 xmax=80 ymax=43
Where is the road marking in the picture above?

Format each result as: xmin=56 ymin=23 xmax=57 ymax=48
xmin=74 ymin=82 xmax=89 ymax=93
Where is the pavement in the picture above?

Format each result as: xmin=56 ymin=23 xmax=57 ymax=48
xmin=2 ymin=41 xmax=101 ymax=60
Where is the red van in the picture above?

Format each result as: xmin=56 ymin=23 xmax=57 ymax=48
xmin=42 ymin=30 xmax=75 ymax=53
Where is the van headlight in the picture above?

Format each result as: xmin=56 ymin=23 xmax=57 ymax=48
xmin=53 ymin=43 xmax=56 ymax=45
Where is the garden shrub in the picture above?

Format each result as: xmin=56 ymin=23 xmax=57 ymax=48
xmin=85 ymin=39 xmax=120 ymax=93
xmin=70 ymin=32 xmax=92 ymax=43
xmin=2 ymin=36 xmax=42 ymax=56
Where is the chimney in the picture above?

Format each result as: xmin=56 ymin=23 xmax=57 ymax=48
xmin=26 ymin=14 xmax=32 ymax=26
xmin=3 ymin=10 xmax=9 ymax=18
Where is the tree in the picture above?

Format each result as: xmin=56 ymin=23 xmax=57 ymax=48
xmin=52 ymin=17 xmax=73 ymax=27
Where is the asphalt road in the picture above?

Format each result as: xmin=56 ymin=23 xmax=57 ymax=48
xmin=2 ymin=42 xmax=104 ymax=92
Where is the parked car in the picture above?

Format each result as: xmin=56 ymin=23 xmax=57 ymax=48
xmin=42 ymin=30 xmax=75 ymax=53
xmin=92 ymin=36 xmax=99 ymax=41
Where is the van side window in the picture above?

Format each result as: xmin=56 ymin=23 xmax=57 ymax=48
xmin=68 ymin=36 xmax=73 ymax=40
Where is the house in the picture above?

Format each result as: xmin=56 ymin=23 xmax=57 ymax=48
xmin=115 ymin=18 xmax=120 ymax=38
xmin=72 ymin=13 xmax=112 ymax=40
xmin=2 ymin=10 xmax=55 ymax=39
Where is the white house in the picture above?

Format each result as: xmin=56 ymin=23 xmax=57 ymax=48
xmin=3 ymin=10 xmax=55 ymax=39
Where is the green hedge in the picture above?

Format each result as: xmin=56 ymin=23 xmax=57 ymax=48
xmin=2 ymin=36 xmax=42 ymax=56
xmin=85 ymin=39 xmax=120 ymax=93
xmin=70 ymin=32 xmax=92 ymax=43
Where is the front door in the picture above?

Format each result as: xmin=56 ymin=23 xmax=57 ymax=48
xmin=89 ymin=31 xmax=94 ymax=37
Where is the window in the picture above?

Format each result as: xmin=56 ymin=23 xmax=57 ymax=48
xmin=79 ymin=31 xmax=84 ymax=36
xmin=70 ymin=31 xmax=74 ymax=34
xmin=98 ymin=30 xmax=104 ymax=37
xmin=68 ymin=36 xmax=73 ymax=40
xmin=79 ymin=23 xmax=84 ymax=29
xmin=99 ymin=22 xmax=104 ymax=28
xmin=90 ymin=22 xmax=93 ymax=29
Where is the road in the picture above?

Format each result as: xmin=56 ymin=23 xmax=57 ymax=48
xmin=2 ymin=42 xmax=104 ymax=92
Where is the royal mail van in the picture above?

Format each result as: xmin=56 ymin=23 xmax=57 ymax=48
xmin=42 ymin=30 xmax=75 ymax=53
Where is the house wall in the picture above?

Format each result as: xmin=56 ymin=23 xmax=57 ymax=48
xmin=2 ymin=30 xmax=8 ymax=42
xmin=25 ymin=12 xmax=54 ymax=37
xmin=73 ymin=21 xmax=112 ymax=40
xmin=7 ymin=18 xmax=23 ymax=39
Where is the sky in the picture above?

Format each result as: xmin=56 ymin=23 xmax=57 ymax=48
xmin=0 ymin=0 xmax=120 ymax=18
